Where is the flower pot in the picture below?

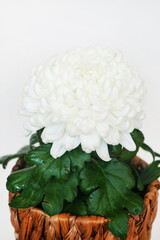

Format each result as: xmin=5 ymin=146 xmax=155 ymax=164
xmin=9 ymin=157 xmax=160 ymax=240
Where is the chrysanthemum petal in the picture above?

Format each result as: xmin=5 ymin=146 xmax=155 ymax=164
xmin=96 ymin=139 xmax=111 ymax=161
xmin=63 ymin=133 xmax=80 ymax=151
xmin=96 ymin=122 xmax=109 ymax=138
xmin=80 ymin=133 xmax=100 ymax=152
xmin=41 ymin=124 xmax=65 ymax=143
xmin=104 ymin=128 xmax=120 ymax=145
xmin=50 ymin=139 xmax=66 ymax=158
xmin=120 ymin=132 xmax=136 ymax=151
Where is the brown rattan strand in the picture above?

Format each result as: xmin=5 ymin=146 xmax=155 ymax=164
xmin=9 ymin=156 xmax=160 ymax=240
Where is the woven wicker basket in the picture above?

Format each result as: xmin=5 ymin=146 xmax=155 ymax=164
xmin=9 ymin=157 xmax=160 ymax=240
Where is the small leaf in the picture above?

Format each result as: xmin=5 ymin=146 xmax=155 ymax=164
xmin=42 ymin=173 xmax=78 ymax=215
xmin=154 ymin=152 xmax=160 ymax=158
xmin=108 ymin=144 xmax=122 ymax=158
xmin=68 ymin=148 xmax=91 ymax=172
xmin=30 ymin=133 xmax=39 ymax=148
xmin=17 ymin=146 xmax=31 ymax=155
xmin=131 ymin=167 xmax=144 ymax=191
xmin=140 ymin=160 xmax=160 ymax=186
xmin=0 ymin=145 xmax=30 ymax=169
xmin=37 ymin=128 xmax=44 ymax=145
xmin=7 ymin=166 xmax=35 ymax=193
xmin=141 ymin=143 xmax=155 ymax=161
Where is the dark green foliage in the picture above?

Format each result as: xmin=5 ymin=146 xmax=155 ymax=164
xmin=0 ymin=146 xmax=30 ymax=168
xmin=131 ymin=167 xmax=144 ymax=191
xmin=25 ymin=144 xmax=71 ymax=182
xmin=80 ymin=158 xmax=144 ymax=240
xmin=141 ymin=143 xmax=155 ymax=161
xmin=42 ymin=173 xmax=78 ymax=215
xmin=2 ymin=128 xmax=160 ymax=240
xmin=155 ymin=152 xmax=160 ymax=157
xmin=108 ymin=144 xmax=122 ymax=158
xmin=63 ymin=197 xmax=88 ymax=216
xmin=108 ymin=211 xmax=129 ymax=240
xmin=7 ymin=144 xmax=90 ymax=212
xmin=7 ymin=165 xmax=35 ymax=193
xmin=68 ymin=147 xmax=91 ymax=171
xmin=140 ymin=160 xmax=160 ymax=186
xmin=0 ymin=129 xmax=44 ymax=168
xmin=30 ymin=133 xmax=39 ymax=148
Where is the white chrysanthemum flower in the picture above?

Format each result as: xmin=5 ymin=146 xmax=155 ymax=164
xmin=20 ymin=47 xmax=145 ymax=161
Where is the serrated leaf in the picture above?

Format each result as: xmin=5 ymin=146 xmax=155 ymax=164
xmin=0 ymin=145 xmax=30 ymax=169
xmin=119 ymin=129 xmax=144 ymax=162
xmin=68 ymin=148 xmax=91 ymax=171
xmin=42 ymin=173 xmax=78 ymax=215
xmin=140 ymin=160 xmax=160 ymax=186
xmin=8 ymin=144 xmax=71 ymax=209
xmin=80 ymin=159 xmax=144 ymax=240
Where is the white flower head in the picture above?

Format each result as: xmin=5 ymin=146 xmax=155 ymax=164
xmin=20 ymin=46 xmax=145 ymax=161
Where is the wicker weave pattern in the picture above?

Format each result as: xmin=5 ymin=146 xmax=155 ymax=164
xmin=9 ymin=157 xmax=160 ymax=240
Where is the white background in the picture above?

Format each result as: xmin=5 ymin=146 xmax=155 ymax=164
xmin=0 ymin=0 xmax=160 ymax=239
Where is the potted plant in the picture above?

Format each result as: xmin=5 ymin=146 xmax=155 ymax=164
xmin=1 ymin=47 xmax=160 ymax=240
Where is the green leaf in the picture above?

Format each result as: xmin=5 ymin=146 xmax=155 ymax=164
xmin=30 ymin=133 xmax=39 ymax=148
xmin=68 ymin=148 xmax=91 ymax=172
xmin=80 ymin=159 xmax=144 ymax=240
xmin=8 ymin=144 xmax=71 ymax=209
xmin=108 ymin=144 xmax=122 ymax=158
xmin=108 ymin=211 xmax=129 ymax=240
xmin=29 ymin=128 xmax=45 ymax=148
xmin=8 ymin=163 xmax=47 ymax=209
xmin=25 ymin=144 xmax=52 ymax=165
xmin=119 ymin=129 xmax=144 ymax=162
xmin=63 ymin=197 xmax=87 ymax=216
xmin=25 ymin=144 xmax=70 ymax=182
xmin=9 ymin=184 xmax=44 ymax=209
xmin=17 ymin=146 xmax=31 ymax=155
xmin=0 ymin=145 xmax=30 ymax=169
xmin=140 ymin=160 xmax=160 ymax=186
xmin=131 ymin=167 xmax=144 ymax=191
xmin=154 ymin=152 xmax=160 ymax=158
xmin=42 ymin=173 xmax=78 ymax=215
xmin=7 ymin=166 xmax=35 ymax=193
xmin=37 ymin=128 xmax=44 ymax=145
xmin=49 ymin=154 xmax=70 ymax=182
xmin=141 ymin=143 xmax=155 ymax=161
